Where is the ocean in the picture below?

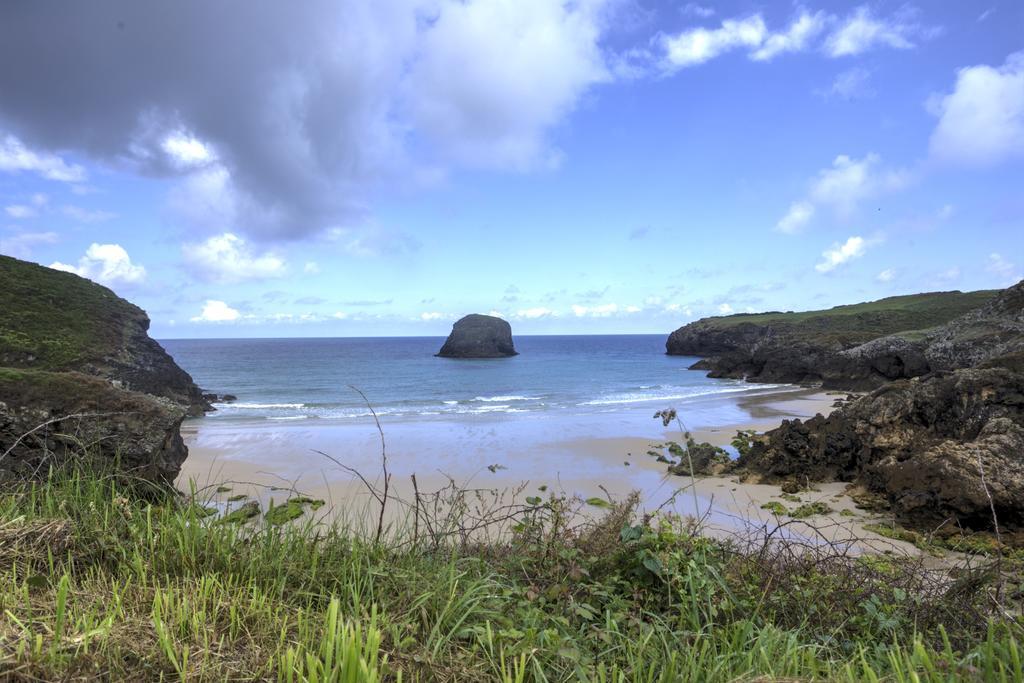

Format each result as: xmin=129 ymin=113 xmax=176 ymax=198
xmin=160 ymin=335 xmax=784 ymax=425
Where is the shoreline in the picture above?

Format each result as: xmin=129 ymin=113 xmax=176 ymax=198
xmin=173 ymin=383 xmax=928 ymax=556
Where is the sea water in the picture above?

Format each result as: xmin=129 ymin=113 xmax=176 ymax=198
xmin=161 ymin=335 xmax=784 ymax=425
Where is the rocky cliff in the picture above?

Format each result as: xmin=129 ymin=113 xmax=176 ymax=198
xmin=729 ymin=280 xmax=1024 ymax=533
xmin=437 ymin=314 xmax=518 ymax=358
xmin=739 ymin=368 xmax=1024 ymax=532
xmin=0 ymin=255 xmax=206 ymax=484
xmin=666 ymin=289 xmax=998 ymax=390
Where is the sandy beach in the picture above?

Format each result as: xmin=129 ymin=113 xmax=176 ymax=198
xmin=174 ymin=385 xmax=926 ymax=555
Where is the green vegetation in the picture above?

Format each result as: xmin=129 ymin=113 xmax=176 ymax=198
xmin=789 ymin=502 xmax=833 ymax=519
xmin=0 ymin=468 xmax=1021 ymax=681
xmin=264 ymin=497 xmax=327 ymax=525
xmin=865 ymin=522 xmax=1024 ymax=561
xmin=758 ymin=500 xmax=833 ymax=519
xmin=760 ymin=501 xmax=787 ymax=516
xmin=702 ymin=289 xmax=996 ymax=346
xmin=0 ymin=254 xmax=142 ymax=371
xmin=730 ymin=430 xmax=758 ymax=458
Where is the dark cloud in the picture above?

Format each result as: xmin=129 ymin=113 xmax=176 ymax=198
xmin=0 ymin=1 xmax=616 ymax=241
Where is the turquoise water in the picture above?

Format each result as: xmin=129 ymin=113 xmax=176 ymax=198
xmin=161 ymin=335 xmax=784 ymax=424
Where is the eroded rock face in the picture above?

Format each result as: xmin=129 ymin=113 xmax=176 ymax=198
xmin=0 ymin=370 xmax=188 ymax=485
xmin=436 ymin=314 xmax=517 ymax=358
xmin=923 ymin=280 xmax=1024 ymax=372
xmin=740 ymin=368 xmax=1024 ymax=531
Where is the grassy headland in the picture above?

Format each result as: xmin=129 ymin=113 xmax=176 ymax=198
xmin=0 ymin=467 xmax=1020 ymax=681
xmin=0 ymin=255 xmax=144 ymax=372
xmin=690 ymin=289 xmax=996 ymax=346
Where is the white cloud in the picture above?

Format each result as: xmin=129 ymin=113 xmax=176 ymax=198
xmin=928 ymin=51 xmax=1024 ymax=167
xmin=987 ymin=253 xmax=1022 ymax=286
xmin=0 ymin=134 xmax=86 ymax=182
xmin=4 ymin=204 xmax=35 ymax=219
xmin=779 ymin=153 xmax=910 ymax=232
xmin=823 ymin=67 xmax=874 ymax=100
xmin=514 ymin=307 xmax=555 ymax=319
xmin=0 ymin=231 xmax=58 ymax=259
xmin=751 ymin=10 xmax=828 ymax=62
xmin=717 ymin=303 xmax=734 ymax=314
xmin=681 ymin=4 xmax=714 ymax=18
xmin=420 ymin=311 xmax=446 ymax=321
xmin=776 ymin=200 xmax=815 ymax=234
xmin=162 ymin=132 xmax=215 ymax=168
xmin=815 ymin=235 xmax=871 ymax=273
xmin=5 ymin=193 xmax=48 ymax=219
xmin=824 ymin=6 xmax=920 ymax=57
xmin=660 ymin=5 xmax=935 ymax=71
xmin=190 ymin=299 xmax=240 ymax=323
xmin=332 ymin=311 xmax=349 ymax=320
xmin=328 ymin=226 xmax=421 ymax=258
xmin=61 ymin=205 xmax=116 ymax=223
xmin=661 ymin=15 xmax=766 ymax=69
xmin=571 ymin=303 xmax=619 ymax=317
xmin=663 ymin=302 xmax=693 ymax=317
xmin=876 ymin=268 xmax=896 ymax=282
xmin=811 ymin=154 xmax=874 ymax=211
xmin=810 ymin=153 xmax=885 ymax=213
xmin=166 ymin=166 xmax=239 ymax=233
xmin=409 ymin=0 xmax=611 ymax=170
xmin=776 ymin=153 xmax=910 ymax=233
xmin=303 ymin=261 xmax=320 ymax=274
xmin=182 ymin=233 xmax=286 ymax=283
xmin=49 ymin=243 xmax=146 ymax=284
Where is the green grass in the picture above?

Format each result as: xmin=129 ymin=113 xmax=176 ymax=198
xmin=0 ymin=254 xmax=145 ymax=371
xmin=0 ymin=468 xmax=1020 ymax=681
xmin=699 ymin=289 xmax=996 ymax=346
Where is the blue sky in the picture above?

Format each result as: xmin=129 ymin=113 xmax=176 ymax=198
xmin=1 ymin=0 xmax=1022 ymax=338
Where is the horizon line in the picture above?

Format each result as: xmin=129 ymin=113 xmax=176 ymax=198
xmin=158 ymin=331 xmax=673 ymax=341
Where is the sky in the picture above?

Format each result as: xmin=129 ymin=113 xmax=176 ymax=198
xmin=0 ymin=1 xmax=1022 ymax=338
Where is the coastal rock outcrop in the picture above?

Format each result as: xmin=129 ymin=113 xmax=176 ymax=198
xmin=667 ymin=289 xmax=998 ymax=390
xmin=436 ymin=314 xmax=518 ymax=358
xmin=0 ymin=370 xmax=188 ymax=485
xmin=922 ymin=279 xmax=1024 ymax=372
xmin=739 ymin=368 xmax=1024 ymax=532
xmin=0 ymin=255 xmax=206 ymax=485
